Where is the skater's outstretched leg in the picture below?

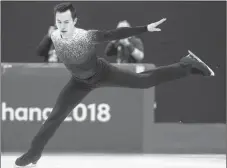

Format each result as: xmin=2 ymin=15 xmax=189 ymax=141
xmin=99 ymin=50 xmax=215 ymax=88
xmin=15 ymin=77 xmax=92 ymax=167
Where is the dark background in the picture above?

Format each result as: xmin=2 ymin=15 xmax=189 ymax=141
xmin=1 ymin=1 xmax=226 ymax=123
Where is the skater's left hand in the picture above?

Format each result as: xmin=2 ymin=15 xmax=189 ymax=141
xmin=147 ymin=18 xmax=167 ymax=32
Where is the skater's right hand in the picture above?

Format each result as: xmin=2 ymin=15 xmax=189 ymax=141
xmin=48 ymin=54 xmax=58 ymax=63
xmin=147 ymin=18 xmax=167 ymax=32
xmin=48 ymin=26 xmax=57 ymax=37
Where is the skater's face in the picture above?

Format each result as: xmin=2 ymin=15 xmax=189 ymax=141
xmin=55 ymin=9 xmax=77 ymax=38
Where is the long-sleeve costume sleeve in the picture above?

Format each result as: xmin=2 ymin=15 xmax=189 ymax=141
xmin=88 ymin=26 xmax=148 ymax=43
xmin=36 ymin=34 xmax=53 ymax=61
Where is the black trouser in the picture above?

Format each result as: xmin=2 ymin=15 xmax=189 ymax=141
xmin=29 ymin=58 xmax=191 ymax=154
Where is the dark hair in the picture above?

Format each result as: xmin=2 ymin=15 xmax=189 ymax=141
xmin=54 ymin=2 xmax=77 ymax=19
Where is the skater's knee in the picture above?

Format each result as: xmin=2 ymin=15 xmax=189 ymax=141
xmin=47 ymin=114 xmax=66 ymax=123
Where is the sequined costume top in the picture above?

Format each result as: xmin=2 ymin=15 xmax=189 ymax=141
xmin=37 ymin=26 xmax=148 ymax=79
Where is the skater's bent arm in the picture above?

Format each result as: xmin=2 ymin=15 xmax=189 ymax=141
xmin=36 ymin=35 xmax=53 ymax=57
xmin=88 ymin=26 xmax=148 ymax=43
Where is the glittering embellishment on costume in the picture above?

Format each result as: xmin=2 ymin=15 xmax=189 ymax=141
xmin=51 ymin=28 xmax=94 ymax=63
xmin=51 ymin=28 xmax=98 ymax=79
